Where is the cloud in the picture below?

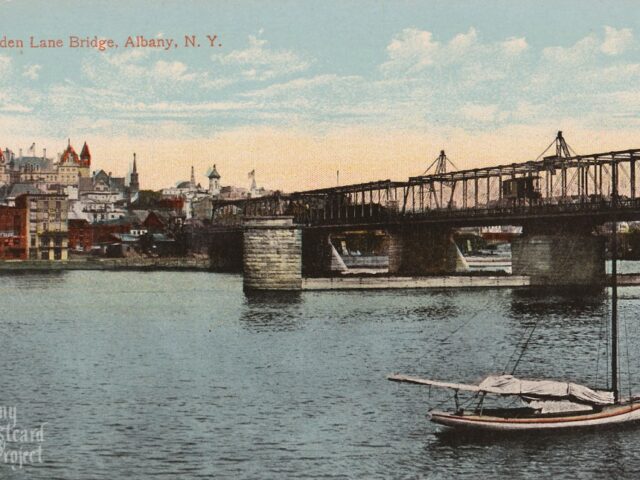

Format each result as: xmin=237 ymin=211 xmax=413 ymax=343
xmin=216 ymin=33 xmax=312 ymax=80
xmin=111 ymin=100 xmax=255 ymax=115
xmin=22 ymin=64 xmax=42 ymax=80
xmin=542 ymin=26 xmax=634 ymax=65
xmin=380 ymin=27 xmax=527 ymax=75
xmin=0 ymin=55 xmax=11 ymax=78
xmin=382 ymin=28 xmax=441 ymax=72
xmin=501 ymin=37 xmax=528 ymax=56
xmin=542 ymin=34 xmax=601 ymax=64
xmin=81 ymin=46 xmax=229 ymax=103
xmin=601 ymin=26 xmax=633 ymax=55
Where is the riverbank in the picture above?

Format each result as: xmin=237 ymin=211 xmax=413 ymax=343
xmin=0 ymin=257 xmax=210 ymax=271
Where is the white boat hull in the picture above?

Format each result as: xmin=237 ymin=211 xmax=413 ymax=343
xmin=430 ymin=403 xmax=640 ymax=431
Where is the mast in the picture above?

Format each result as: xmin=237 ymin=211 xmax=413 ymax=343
xmin=611 ymin=159 xmax=619 ymax=403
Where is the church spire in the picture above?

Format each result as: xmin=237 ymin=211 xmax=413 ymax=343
xmin=129 ymin=152 xmax=139 ymax=194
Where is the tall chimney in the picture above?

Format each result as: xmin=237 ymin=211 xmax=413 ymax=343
xmin=43 ymin=148 xmax=46 ymax=159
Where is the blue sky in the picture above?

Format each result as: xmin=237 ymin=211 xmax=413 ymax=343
xmin=1 ymin=0 xmax=640 ymax=190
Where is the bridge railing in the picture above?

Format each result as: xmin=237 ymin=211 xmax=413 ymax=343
xmin=291 ymin=195 xmax=640 ymax=227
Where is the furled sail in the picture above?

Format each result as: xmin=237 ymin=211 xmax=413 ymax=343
xmin=478 ymin=375 xmax=614 ymax=405
xmin=388 ymin=373 xmax=614 ymax=406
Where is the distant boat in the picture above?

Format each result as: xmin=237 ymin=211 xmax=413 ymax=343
xmin=464 ymin=244 xmax=511 ymax=272
xmin=389 ymin=196 xmax=640 ymax=431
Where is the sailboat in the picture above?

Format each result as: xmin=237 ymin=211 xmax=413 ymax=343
xmin=388 ymin=200 xmax=640 ymax=431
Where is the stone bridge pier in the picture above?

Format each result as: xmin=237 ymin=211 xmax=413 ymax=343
xmin=511 ymin=222 xmax=605 ymax=286
xmin=387 ymin=226 xmax=468 ymax=275
xmin=243 ymin=217 xmax=302 ymax=291
xmin=243 ymin=218 xmax=349 ymax=291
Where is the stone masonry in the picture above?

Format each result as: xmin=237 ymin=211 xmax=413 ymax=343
xmin=511 ymin=234 xmax=605 ymax=286
xmin=243 ymin=217 xmax=302 ymax=291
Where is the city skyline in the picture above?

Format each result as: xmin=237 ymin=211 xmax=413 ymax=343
xmin=1 ymin=1 xmax=639 ymax=191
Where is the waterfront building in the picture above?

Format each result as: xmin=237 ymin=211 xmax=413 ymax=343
xmin=68 ymin=217 xmax=140 ymax=254
xmin=15 ymin=193 xmax=69 ymax=260
xmin=0 ymin=204 xmax=27 ymax=259
xmin=0 ymin=183 xmax=44 ymax=206
xmin=0 ymin=148 xmax=9 ymax=185
xmin=73 ymin=159 xmax=140 ymax=222
xmin=2 ymin=140 xmax=91 ymax=189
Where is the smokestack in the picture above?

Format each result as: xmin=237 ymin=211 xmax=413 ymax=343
xmin=43 ymin=148 xmax=46 ymax=159
xmin=19 ymin=148 xmax=22 ymax=158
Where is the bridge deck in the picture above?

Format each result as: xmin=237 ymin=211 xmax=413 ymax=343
xmin=211 ymin=146 xmax=640 ymax=228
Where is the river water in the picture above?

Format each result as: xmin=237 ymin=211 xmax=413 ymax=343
xmin=3 ymin=270 xmax=640 ymax=478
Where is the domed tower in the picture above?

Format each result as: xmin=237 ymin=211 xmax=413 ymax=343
xmin=208 ymin=164 xmax=221 ymax=196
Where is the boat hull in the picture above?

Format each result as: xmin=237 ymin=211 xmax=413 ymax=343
xmin=430 ymin=403 xmax=640 ymax=431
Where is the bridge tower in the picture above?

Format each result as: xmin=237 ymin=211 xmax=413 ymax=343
xmin=423 ymin=150 xmax=458 ymax=175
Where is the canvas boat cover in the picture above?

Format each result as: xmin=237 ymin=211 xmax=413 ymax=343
xmin=388 ymin=374 xmax=614 ymax=406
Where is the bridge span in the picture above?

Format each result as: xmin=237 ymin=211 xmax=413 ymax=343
xmin=206 ymin=133 xmax=640 ymax=291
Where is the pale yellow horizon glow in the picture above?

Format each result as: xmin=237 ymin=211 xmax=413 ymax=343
xmin=5 ymin=124 xmax=638 ymax=193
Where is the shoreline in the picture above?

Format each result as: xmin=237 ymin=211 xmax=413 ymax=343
xmin=0 ymin=257 xmax=211 ymax=271
xmin=1 ymin=261 xmax=638 ymax=289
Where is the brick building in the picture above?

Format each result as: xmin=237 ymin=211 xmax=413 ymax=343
xmin=0 ymin=205 xmax=27 ymax=259
xmin=15 ymin=193 xmax=69 ymax=260
xmin=68 ymin=218 xmax=133 ymax=252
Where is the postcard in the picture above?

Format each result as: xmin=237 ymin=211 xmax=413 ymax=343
xmin=1 ymin=1 xmax=639 ymax=478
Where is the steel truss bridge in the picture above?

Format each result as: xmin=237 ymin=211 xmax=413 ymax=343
xmin=211 ymin=133 xmax=640 ymax=229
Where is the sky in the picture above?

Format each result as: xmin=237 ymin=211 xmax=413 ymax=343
xmin=1 ymin=0 xmax=640 ymax=191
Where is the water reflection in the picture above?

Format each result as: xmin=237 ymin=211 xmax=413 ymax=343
xmin=240 ymin=291 xmax=304 ymax=332
xmin=426 ymin=423 xmax=640 ymax=477
xmin=0 ymin=270 xmax=66 ymax=289
xmin=510 ymin=287 xmax=607 ymax=317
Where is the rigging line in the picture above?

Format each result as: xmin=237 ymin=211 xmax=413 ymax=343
xmin=428 ymin=391 xmax=460 ymax=412
xmin=535 ymin=138 xmax=557 ymax=161
xmin=623 ymin=308 xmax=632 ymax=400
xmin=567 ymin=144 xmax=578 ymax=157
xmin=460 ymin=392 xmax=480 ymax=409
xmin=422 ymin=156 xmax=441 ymax=176
xmin=594 ymin=307 xmax=607 ymax=388
xmin=502 ymin=329 xmax=526 ymax=375
xmin=511 ymin=319 xmax=540 ymax=375
xmin=502 ymin=320 xmax=535 ymax=375
xmin=606 ymin=302 xmax=610 ymax=389
xmin=439 ymin=311 xmax=480 ymax=343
